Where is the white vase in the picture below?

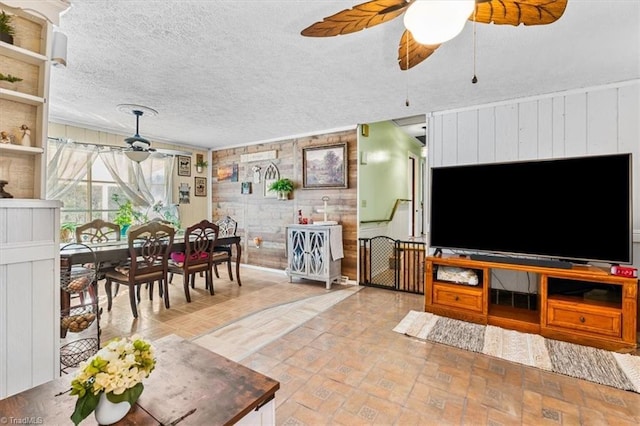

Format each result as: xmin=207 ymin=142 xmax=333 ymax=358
xmin=94 ymin=392 xmax=131 ymax=425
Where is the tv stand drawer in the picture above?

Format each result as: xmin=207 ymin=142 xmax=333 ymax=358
xmin=547 ymin=299 xmax=621 ymax=338
xmin=433 ymin=284 xmax=483 ymax=313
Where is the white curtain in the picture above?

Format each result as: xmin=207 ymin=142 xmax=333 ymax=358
xmin=46 ymin=139 xmax=99 ymax=200
xmin=47 ymin=139 xmax=177 ymax=219
xmin=99 ymin=148 xmax=153 ymax=207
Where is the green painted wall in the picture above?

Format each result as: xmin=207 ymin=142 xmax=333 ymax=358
xmin=358 ymin=120 xmax=423 ymax=222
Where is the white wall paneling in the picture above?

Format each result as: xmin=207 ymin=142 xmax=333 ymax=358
xmin=0 ymin=200 xmax=61 ymax=398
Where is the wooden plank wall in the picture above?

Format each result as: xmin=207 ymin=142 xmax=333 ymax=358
xmin=212 ymin=130 xmax=358 ymax=281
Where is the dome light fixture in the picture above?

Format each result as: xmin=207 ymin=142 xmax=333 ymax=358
xmin=403 ymin=0 xmax=475 ymax=45
xmin=117 ymin=104 xmax=158 ymax=162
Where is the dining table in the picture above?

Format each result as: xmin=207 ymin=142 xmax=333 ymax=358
xmin=0 ymin=334 xmax=279 ymax=425
xmin=59 ymin=235 xmax=242 ymax=334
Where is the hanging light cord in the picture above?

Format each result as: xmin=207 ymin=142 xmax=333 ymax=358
xmin=405 ymin=31 xmax=410 ymax=106
xmin=472 ymin=7 xmax=478 ymax=84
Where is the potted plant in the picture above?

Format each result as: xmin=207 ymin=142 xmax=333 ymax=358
xmin=0 ymin=11 xmax=15 ymax=45
xmin=268 ymin=178 xmax=294 ymax=200
xmin=195 ymin=158 xmax=208 ymax=173
xmin=112 ymin=194 xmax=144 ymax=236
xmin=60 ymin=221 xmax=77 ymax=243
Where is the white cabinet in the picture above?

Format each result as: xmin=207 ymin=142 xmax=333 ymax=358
xmin=0 ymin=199 xmax=61 ymax=398
xmin=286 ymin=225 xmax=342 ymax=289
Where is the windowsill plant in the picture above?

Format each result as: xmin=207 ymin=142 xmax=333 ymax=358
xmin=112 ymin=194 xmax=145 ymax=234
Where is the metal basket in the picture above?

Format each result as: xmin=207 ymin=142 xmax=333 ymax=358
xmin=60 ymin=266 xmax=96 ymax=293
xmin=60 ymin=243 xmax=98 ymax=294
xmin=61 ymin=304 xmax=98 ymax=333
xmin=60 ymin=338 xmax=99 ymax=368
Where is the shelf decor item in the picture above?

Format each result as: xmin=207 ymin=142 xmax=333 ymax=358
xmin=0 ymin=11 xmax=15 ymax=45
xmin=0 ymin=72 xmax=22 ymax=90
xmin=268 ymin=177 xmax=294 ymax=200
xmin=0 ymin=72 xmax=22 ymax=83
xmin=69 ymin=335 xmax=156 ymax=426
xmin=20 ymin=124 xmax=31 ymax=147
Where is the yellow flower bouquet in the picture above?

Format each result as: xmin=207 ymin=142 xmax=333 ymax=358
xmin=70 ymin=335 xmax=156 ymax=425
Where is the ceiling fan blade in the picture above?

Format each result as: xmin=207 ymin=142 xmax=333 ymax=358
xmin=397 ymin=30 xmax=440 ymax=70
xmin=472 ymin=0 xmax=568 ymax=26
xmin=301 ymin=0 xmax=409 ymax=37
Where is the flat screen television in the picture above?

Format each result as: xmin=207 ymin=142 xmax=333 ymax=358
xmin=429 ymin=153 xmax=633 ymax=266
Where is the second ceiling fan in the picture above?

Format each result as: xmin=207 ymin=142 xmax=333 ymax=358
xmin=301 ymin=0 xmax=568 ymax=70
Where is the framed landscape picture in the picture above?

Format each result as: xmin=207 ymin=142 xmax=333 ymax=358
xmin=302 ymin=143 xmax=347 ymax=189
xmin=216 ymin=164 xmax=238 ymax=182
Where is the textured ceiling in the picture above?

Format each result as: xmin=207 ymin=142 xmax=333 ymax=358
xmin=48 ymin=0 xmax=640 ymax=150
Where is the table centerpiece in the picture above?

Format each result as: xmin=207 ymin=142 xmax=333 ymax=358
xmin=70 ymin=335 xmax=156 ymax=425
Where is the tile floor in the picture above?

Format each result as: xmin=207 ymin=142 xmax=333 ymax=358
xmin=95 ymin=266 xmax=640 ymax=425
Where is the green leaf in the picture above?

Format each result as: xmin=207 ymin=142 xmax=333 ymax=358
xmin=70 ymin=391 xmax=100 ymax=425
xmin=107 ymin=383 xmax=144 ymax=406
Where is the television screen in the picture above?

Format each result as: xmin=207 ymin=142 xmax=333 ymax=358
xmin=429 ymin=153 xmax=632 ymax=265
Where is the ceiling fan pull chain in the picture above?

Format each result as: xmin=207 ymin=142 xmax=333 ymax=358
xmin=471 ymin=7 xmax=478 ymax=84
xmin=405 ymin=31 xmax=410 ymax=107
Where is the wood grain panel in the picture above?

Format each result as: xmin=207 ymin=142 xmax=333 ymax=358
xmin=212 ymin=130 xmax=357 ymax=281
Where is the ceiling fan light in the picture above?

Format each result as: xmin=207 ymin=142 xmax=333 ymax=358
xmin=403 ymin=0 xmax=475 ymax=45
xmin=124 ymin=150 xmax=151 ymax=163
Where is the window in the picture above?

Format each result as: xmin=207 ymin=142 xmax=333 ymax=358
xmin=49 ymin=139 xmax=176 ymax=229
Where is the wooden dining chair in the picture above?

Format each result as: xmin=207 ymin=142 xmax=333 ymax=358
xmin=168 ymin=220 xmax=219 ymax=302
xmin=75 ymin=219 xmax=121 ymax=244
xmin=74 ymin=219 xmax=122 ymax=304
xmin=213 ymin=216 xmax=237 ymax=281
xmin=104 ymin=221 xmax=175 ymax=318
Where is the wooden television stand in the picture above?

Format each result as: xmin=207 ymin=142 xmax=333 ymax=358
xmin=425 ymin=255 xmax=638 ymax=351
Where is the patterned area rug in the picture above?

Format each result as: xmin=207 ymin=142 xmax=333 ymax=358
xmin=393 ymin=310 xmax=640 ymax=393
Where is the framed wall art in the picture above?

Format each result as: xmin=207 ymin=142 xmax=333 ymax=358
xmin=302 ymin=143 xmax=347 ymax=189
xmin=216 ymin=164 xmax=238 ymax=182
xmin=178 ymin=155 xmax=191 ymax=177
xmin=194 ymin=177 xmax=207 ymax=196
xmin=178 ymin=182 xmax=190 ymax=204
xmin=263 ymin=162 xmax=280 ymax=198
xmin=241 ymin=182 xmax=252 ymax=194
